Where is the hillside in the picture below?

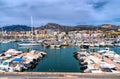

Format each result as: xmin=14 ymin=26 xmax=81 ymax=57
xmin=39 ymin=23 xmax=120 ymax=32
xmin=1 ymin=25 xmax=31 ymax=31
xmin=1 ymin=23 xmax=120 ymax=32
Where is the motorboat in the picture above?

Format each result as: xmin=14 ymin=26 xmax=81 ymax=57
xmin=97 ymin=47 xmax=111 ymax=54
xmin=55 ymin=44 xmax=61 ymax=48
xmin=50 ymin=44 xmax=56 ymax=48
xmin=5 ymin=49 xmax=23 ymax=56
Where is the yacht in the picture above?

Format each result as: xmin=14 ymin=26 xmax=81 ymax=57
xmin=18 ymin=16 xmax=40 ymax=47
xmin=50 ymin=44 xmax=56 ymax=48
xmin=97 ymin=47 xmax=110 ymax=54
xmin=2 ymin=40 xmax=10 ymax=44
xmin=55 ymin=44 xmax=61 ymax=48
xmin=19 ymin=42 xmax=40 ymax=46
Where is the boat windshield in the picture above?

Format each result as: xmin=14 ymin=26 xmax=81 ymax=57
xmin=3 ymin=62 xmax=9 ymax=65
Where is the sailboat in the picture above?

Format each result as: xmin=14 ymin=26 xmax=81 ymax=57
xmin=18 ymin=16 xmax=40 ymax=46
xmin=1 ymin=26 xmax=10 ymax=44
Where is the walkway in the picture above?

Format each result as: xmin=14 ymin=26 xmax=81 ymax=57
xmin=0 ymin=72 xmax=120 ymax=79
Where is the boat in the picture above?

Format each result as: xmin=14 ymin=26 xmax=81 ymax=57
xmin=50 ymin=44 xmax=56 ymax=48
xmin=1 ymin=40 xmax=10 ymax=44
xmin=80 ymin=66 xmax=88 ymax=71
xmin=79 ymin=62 xmax=88 ymax=66
xmin=14 ymin=64 xmax=23 ymax=72
xmin=97 ymin=47 xmax=111 ymax=54
xmin=18 ymin=16 xmax=40 ymax=47
xmin=61 ymin=42 xmax=68 ymax=46
xmin=81 ymin=42 xmax=89 ymax=49
xmin=0 ymin=67 xmax=6 ymax=72
xmin=19 ymin=42 xmax=40 ymax=46
xmin=5 ymin=49 xmax=23 ymax=56
xmin=40 ymin=51 xmax=47 ymax=57
xmin=0 ymin=27 xmax=10 ymax=44
xmin=99 ymin=41 xmax=106 ymax=47
xmin=94 ymin=43 xmax=99 ymax=47
xmin=100 ymin=62 xmax=116 ymax=72
xmin=89 ymin=69 xmax=103 ymax=73
xmin=11 ymin=58 xmax=26 ymax=71
xmin=8 ymin=67 xmax=15 ymax=72
xmin=0 ymin=61 xmax=10 ymax=72
xmin=55 ymin=44 xmax=61 ymax=48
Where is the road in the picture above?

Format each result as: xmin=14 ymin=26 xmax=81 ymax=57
xmin=0 ymin=72 xmax=120 ymax=79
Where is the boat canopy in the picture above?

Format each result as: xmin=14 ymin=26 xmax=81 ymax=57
xmin=3 ymin=62 xmax=9 ymax=65
xmin=11 ymin=58 xmax=24 ymax=63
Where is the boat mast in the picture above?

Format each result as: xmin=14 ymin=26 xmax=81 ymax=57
xmin=31 ymin=16 xmax=34 ymax=41
xmin=2 ymin=25 xmax=4 ymax=39
xmin=2 ymin=26 xmax=3 ymax=37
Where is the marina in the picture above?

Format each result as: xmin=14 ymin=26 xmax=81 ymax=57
xmin=0 ymin=41 xmax=119 ymax=73
xmin=0 ymin=17 xmax=120 ymax=73
xmin=0 ymin=0 xmax=120 ymax=78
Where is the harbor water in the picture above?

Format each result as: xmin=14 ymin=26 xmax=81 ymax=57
xmin=0 ymin=42 xmax=120 ymax=72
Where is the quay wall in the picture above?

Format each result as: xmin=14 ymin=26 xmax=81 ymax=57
xmin=0 ymin=72 xmax=120 ymax=79
xmin=0 ymin=72 xmax=120 ymax=76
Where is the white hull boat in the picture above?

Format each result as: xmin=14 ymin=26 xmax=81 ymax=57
xmin=55 ymin=45 xmax=61 ymax=48
xmin=50 ymin=45 xmax=56 ymax=48
xmin=19 ymin=43 xmax=40 ymax=46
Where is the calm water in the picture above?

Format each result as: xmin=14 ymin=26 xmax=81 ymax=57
xmin=27 ymin=47 xmax=80 ymax=72
xmin=0 ymin=42 xmax=120 ymax=72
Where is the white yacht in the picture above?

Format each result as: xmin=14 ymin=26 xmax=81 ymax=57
xmin=19 ymin=42 xmax=40 ymax=46
xmin=97 ymin=47 xmax=111 ymax=54
xmin=18 ymin=16 xmax=40 ymax=47
xmin=55 ymin=44 xmax=61 ymax=48
xmin=50 ymin=44 xmax=56 ymax=48
xmin=2 ymin=40 xmax=10 ymax=44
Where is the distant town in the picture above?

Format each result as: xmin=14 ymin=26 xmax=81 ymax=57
xmin=1 ymin=23 xmax=120 ymax=40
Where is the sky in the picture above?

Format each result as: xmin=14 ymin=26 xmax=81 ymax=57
xmin=0 ymin=0 xmax=120 ymax=27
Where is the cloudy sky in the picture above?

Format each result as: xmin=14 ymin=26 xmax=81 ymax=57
xmin=0 ymin=0 xmax=120 ymax=26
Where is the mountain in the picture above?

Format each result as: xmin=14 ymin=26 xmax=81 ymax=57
xmin=39 ymin=23 xmax=72 ymax=31
xmin=39 ymin=23 xmax=94 ymax=31
xmin=1 ymin=23 xmax=120 ymax=32
xmin=39 ymin=23 xmax=120 ymax=32
xmin=1 ymin=25 xmax=31 ymax=31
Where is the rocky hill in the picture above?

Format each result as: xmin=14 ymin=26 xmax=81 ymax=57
xmin=39 ymin=23 xmax=120 ymax=32
xmin=1 ymin=23 xmax=120 ymax=32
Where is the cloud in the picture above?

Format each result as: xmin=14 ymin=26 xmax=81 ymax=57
xmin=89 ymin=0 xmax=108 ymax=10
xmin=0 ymin=0 xmax=120 ymax=26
